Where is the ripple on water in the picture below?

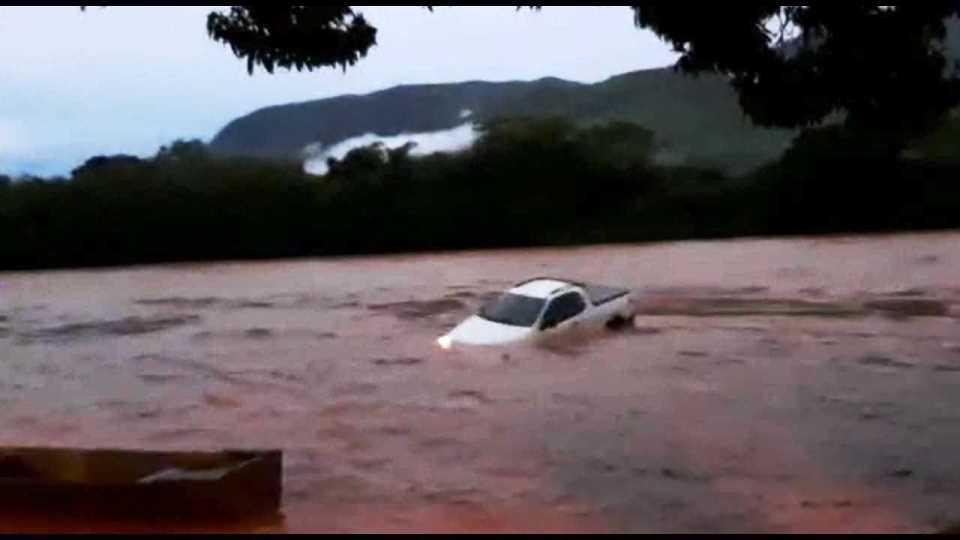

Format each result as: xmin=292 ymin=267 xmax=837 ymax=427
xmin=367 ymin=299 xmax=466 ymax=320
xmin=18 ymin=315 xmax=202 ymax=344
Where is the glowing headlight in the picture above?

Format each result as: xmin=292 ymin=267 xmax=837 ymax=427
xmin=436 ymin=335 xmax=452 ymax=350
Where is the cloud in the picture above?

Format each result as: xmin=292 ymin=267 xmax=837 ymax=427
xmin=303 ymin=122 xmax=480 ymax=175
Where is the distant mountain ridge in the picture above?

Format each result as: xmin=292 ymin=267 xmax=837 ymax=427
xmin=210 ymin=67 xmax=794 ymax=174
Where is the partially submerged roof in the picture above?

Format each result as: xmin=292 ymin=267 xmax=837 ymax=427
xmin=508 ymin=278 xmax=574 ymax=299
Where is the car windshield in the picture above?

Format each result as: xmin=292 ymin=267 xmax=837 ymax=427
xmin=478 ymin=293 xmax=546 ymax=327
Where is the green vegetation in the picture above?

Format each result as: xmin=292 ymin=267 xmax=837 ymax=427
xmin=2 ymin=118 xmax=960 ymax=271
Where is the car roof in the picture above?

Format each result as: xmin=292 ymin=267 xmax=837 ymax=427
xmin=508 ymin=278 xmax=577 ymax=299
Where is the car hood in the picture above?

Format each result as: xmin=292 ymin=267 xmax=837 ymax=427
xmin=444 ymin=315 xmax=534 ymax=346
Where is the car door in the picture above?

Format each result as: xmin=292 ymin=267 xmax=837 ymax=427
xmin=539 ymin=292 xmax=588 ymax=332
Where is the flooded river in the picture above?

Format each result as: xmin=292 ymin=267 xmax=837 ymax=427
xmin=1 ymin=231 xmax=960 ymax=532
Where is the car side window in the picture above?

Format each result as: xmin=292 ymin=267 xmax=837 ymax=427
xmin=541 ymin=292 xmax=586 ymax=328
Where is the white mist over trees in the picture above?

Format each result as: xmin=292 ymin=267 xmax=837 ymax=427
xmin=302 ymin=121 xmax=480 ymax=176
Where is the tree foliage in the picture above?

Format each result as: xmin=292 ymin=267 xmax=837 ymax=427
xmin=206 ymin=5 xmax=377 ymax=74
xmin=630 ymin=4 xmax=960 ymax=135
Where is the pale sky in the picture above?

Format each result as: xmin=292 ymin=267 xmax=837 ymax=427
xmin=0 ymin=6 xmax=679 ymax=176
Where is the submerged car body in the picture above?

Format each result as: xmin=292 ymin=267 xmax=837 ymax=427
xmin=438 ymin=277 xmax=635 ymax=348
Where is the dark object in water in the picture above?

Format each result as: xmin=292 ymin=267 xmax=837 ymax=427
xmin=371 ymin=356 xmax=423 ymax=366
xmin=863 ymin=299 xmax=948 ymax=318
xmin=244 ymin=327 xmax=274 ymax=339
xmin=0 ymin=447 xmax=282 ymax=526
xmin=604 ymin=314 xmax=631 ymax=330
xmin=857 ymin=355 xmax=915 ymax=369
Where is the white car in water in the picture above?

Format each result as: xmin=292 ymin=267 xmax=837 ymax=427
xmin=436 ymin=277 xmax=636 ymax=348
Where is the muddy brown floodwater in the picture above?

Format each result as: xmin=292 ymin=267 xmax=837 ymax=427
xmin=2 ymin=231 xmax=960 ymax=532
